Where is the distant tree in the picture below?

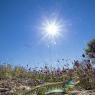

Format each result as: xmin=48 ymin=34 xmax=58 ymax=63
xmin=85 ymin=39 xmax=95 ymax=58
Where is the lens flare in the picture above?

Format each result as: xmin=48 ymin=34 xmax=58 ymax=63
xmin=41 ymin=18 xmax=64 ymax=45
xmin=39 ymin=17 xmax=67 ymax=45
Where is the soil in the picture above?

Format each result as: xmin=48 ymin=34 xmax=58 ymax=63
xmin=47 ymin=92 xmax=65 ymax=95
xmin=46 ymin=90 xmax=95 ymax=95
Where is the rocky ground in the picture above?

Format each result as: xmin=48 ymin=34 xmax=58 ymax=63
xmin=0 ymin=78 xmax=95 ymax=95
xmin=47 ymin=90 xmax=95 ymax=95
xmin=78 ymin=90 xmax=95 ymax=95
xmin=0 ymin=78 xmax=33 ymax=95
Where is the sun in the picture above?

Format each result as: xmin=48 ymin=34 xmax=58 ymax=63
xmin=44 ymin=22 xmax=59 ymax=37
xmin=39 ymin=17 xmax=67 ymax=45
xmin=41 ymin=18 xmax=63 ymax=45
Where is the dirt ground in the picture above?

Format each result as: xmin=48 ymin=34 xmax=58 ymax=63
xmin=47 ymin=90 xmax=95 ymax=95
xmin=47 ymin=92 xmax=65 ymax=95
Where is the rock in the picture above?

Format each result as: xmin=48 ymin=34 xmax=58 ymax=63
xmin=0 ymin=88 xmax=10 ymax=92
xmin=19 ymin=85 xmax=31 ymax=91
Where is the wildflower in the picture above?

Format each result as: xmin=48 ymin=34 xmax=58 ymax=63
xmin=45 ymin=66 xmax=48 ymax=69
xmin=82 ymin=54 xmax=85 ymax=58
xmin=28 ymin=67 xmax=31 ymax=71
xmin=86 ymin=63 xmax=92 ymax=69
xmin=74 ymin=60 xmax=80 ymax=68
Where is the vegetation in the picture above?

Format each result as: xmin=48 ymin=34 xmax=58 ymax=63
xmin=0 ymin=39 xmax=95 ymax=95
xmin=85 ymin=39 xmax=95 ymax=58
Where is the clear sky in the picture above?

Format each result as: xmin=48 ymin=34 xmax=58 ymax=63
xmin=0 ymin=0 xmax=95 ymax=68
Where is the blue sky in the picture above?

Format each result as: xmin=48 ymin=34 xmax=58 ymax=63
xmin=0 ymin=0 xmax=95 ymax=68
